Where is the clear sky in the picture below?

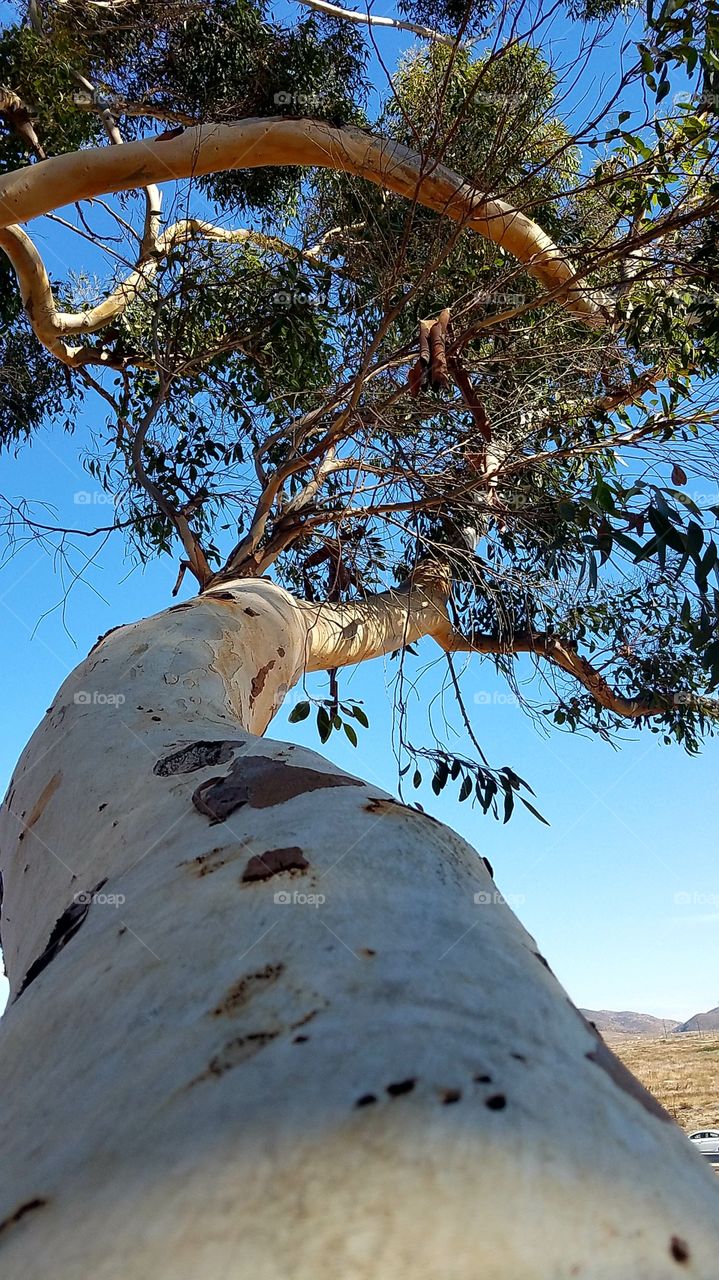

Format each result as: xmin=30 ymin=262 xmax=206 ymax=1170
xmin=0 ymin=1 xmax=716 ymax=1023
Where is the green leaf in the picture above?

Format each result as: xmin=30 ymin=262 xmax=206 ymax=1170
xmin=519 ymin=796 xmax=550 ymax=826
xmin=288 ymin=700 xmax=310 ymax=723
xmin=316 ymin=706 xmax=332 ymax=743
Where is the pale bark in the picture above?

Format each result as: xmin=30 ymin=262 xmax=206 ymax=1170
xmin=296 ymin=0 xmax=460 ymax=46
xmin=0 ymin=118 xmax=609 ymax=326
xmin=0 ymin=577 xmax=717 ymax=1279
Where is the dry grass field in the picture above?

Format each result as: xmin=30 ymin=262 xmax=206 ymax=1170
xmin=608 ymin=1033 xmax=719 ymax=1132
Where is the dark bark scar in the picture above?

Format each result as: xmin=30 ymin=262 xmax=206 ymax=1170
xmin=154 ymin=740 xmax=242 ymax=777
xmin=88 ymin=623 xmax=124 ymax=654
xmin=242 ymin=846 xmax=309 ymax=882
xmin=0 ymin=1198 xmax=48 ymax=1239
xmin=250 ymin=659 xmax=276 ymax=703
xmin=14 ymin=878 xmax=107 ymax=999
xmin=192 ymin=755 xmax=361 ymax=824
xmin=212 ymin=963 xmax=284 ymax=1015
xmin=190 ymin=1031 xmax=279 ymax=1082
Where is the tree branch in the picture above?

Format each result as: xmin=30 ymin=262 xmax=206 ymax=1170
xmin=295 ymin=0 xmax=460 ymax=47
xmin=299 ymin=568 xmax=718 ymax=722
xmin=130 ymin=380 xmax=213 ymax=590
xmin=0 ymin=117 xmax=610 ymax=327
xmin=0 ymin=218 xmax=336 ymax=367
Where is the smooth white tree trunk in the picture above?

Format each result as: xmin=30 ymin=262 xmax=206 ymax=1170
xmin=0 ymin=579 xmax=717 ymax=1279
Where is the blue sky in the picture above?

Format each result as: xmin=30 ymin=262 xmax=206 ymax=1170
xmin=0 ymin=1 xmax=716 ymax=1022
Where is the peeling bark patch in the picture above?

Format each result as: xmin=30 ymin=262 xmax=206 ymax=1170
xmin=585 ymin=1042 xmax=672 ymax=1123
xmin=386 ymin=1079 xmax=416 ymax=1098
xmin=154 ymin=741 xmax=240 ymax=776
xmin=485 ymin=1094 xmax=507 ymax=1111
xmin=355 ymin=1094 xmax=377 ymax=1108
xmin=242 ymin=847 xmax=309 ymax=883
xmin=15 ymin=879 xmax=106 ymax=999
xmin=192 ymin=756 xmax=361 ymax=824
xmin=0 ymin=1198 xmax=48 ymax=1239
xmin=250 ymin=659 xmax=276 ymax=704
xmin=670 ymin=1237 xmax=690 ymax=1265
xmin=212 ymin=963 xmax=284 ymax=1016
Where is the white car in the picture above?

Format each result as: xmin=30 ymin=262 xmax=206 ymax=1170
xmin=688 ymin=1130 xmax=719 ymax=1155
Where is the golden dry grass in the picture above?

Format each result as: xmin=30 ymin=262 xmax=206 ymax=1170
xmin=608 ymin=1032 xmax=719 ymax=1132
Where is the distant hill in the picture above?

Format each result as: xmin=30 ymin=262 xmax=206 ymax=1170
xmin=580 ymin=1009 xmax=680 ymax=1037
xmin=673 ymin=1006 xmax=719 ymax=1034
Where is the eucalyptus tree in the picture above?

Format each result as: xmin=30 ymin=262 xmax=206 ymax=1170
xmin=0 ymin=0 xmax=718 ymax=1275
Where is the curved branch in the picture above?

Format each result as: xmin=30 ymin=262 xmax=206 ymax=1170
xmin=437 ymin=626 xmax=706 ymax=720
xmin=295 ymin=0 xmax=459 ymax=46
xmin=0 ymin=117 xmax=609 ymax=327
xmin=0 ymin=218 xmax=336 ymax=367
